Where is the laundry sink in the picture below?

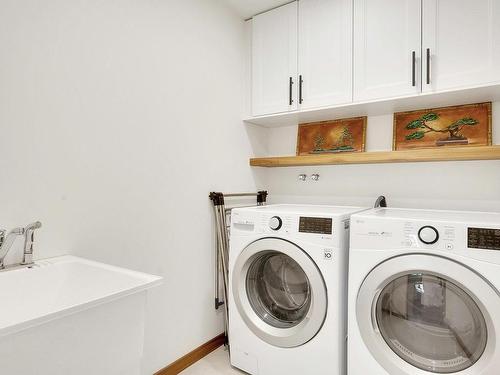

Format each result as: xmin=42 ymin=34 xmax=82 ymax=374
xmin=0 ymin=255 xmax=161 ymax=375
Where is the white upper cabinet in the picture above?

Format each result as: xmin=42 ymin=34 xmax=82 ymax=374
xmin=422 ymin=0 xmax=500 ymax=93
xmin=353 ymin=0 xmax=422 ymax=101
xmin=249 ymin=0 xmax=500 ymax=121
xmin=298 ymin=0 xmax=353 ymax=109
xmin=252 ymin=2 xmax=298 ymax=116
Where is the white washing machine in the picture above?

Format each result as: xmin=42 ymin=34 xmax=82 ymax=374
xmin=229 ymin=204 xmax=365 ymax=375
xmin=348 ymin=208 xmax=500 ymax=375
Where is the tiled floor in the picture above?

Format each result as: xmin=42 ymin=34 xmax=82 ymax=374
xmin=180 ymin=347 xmax=244 ymax=375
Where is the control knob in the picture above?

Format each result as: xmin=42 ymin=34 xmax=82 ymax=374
xmin=269 ymin=216 xmax=283 ymax=231
xmin=418 ymin=226 xmax=439 ymax=245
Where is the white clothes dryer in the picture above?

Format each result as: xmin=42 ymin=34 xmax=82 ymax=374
xmin=348 ymin=208 xmax=500 ymax=375
xmin=229 ymin=204 xmax=365 ymax=375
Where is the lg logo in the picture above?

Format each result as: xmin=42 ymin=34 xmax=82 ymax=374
xmin=324 ymin=249 xmax=333 ymax=260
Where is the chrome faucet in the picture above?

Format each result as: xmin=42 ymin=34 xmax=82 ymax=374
xmin=21 ymin=221 xmax=42 ymax=266
xmin=0 ymin=227 xmax=25 ymax=269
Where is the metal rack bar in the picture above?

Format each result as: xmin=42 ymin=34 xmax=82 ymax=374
xmin=223 ymin=193 xmax=260 ymax=197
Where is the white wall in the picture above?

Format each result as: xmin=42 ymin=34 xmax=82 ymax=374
xmin=2 ymin=0 xmax=500 ymax=373
xmin=255 ymin=102 xmax=500 ymax=211
xmin=0 ymin=0 xmax=265 ymax=373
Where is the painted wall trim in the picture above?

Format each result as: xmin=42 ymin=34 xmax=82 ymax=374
xmin=154 ymin=334 xmax=226 ymax=375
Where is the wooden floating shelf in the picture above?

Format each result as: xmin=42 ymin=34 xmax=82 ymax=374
xmin=250 ymin=146 xmax=500 ymax=167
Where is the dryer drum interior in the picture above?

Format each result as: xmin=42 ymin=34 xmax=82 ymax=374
xmin=246 ymin=251 xmax=312 ymax=328
xmin=375 ymin=272 xmax=488 ymax=373
xmin=356 ymin=254 xmax=499 ymax=375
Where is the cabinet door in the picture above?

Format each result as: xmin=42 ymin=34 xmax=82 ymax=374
xmin=298 ymin=0 xmax=353 ymax=109
xmin=353 ymin=0 xmax=421 ymax=101
xmin=252 ymin=2 xmax=298 ymax=116
xmin=422 ymin=0 xmax=500 ymax=93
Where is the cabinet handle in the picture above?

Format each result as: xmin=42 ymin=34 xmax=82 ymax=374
xmin=289 ymin=77 xmax=294 ymax=106
xmin=426 ymin=48 xmax=431 ymax=85
xmin=411 ymin=51 xmax=416 ymax=87
xmin=299 ymin=75 xmax=303 ymax=104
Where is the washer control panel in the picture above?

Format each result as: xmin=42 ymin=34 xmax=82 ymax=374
xmin=418 ymin=226 xmax=439 ymax=244
xmin=299 ymin=217 xmax=333 ymax=235
xmin=351 ymin=213 xmax=500 ymax=265
xmin=268 ymin=216 xmax=283 ymax=231
xmin=468 ymin=228 xmax=500 ymax=251
xmin=352 ymin=218 xmax=457 ymax=251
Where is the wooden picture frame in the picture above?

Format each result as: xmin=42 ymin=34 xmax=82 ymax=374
xmin=296 ymin=117 xmax=367 ymax=156
xmin=393 ymin=102 xmax=492 ymax=151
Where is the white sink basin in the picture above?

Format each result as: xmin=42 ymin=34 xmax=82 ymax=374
xmin=0 ymin=255 xmax=162 ymax=375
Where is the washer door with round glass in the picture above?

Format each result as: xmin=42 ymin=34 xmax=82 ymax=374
xmin=357 ymin=254 xmax=500 ymax=375
xmin=232 ymin=238 xmax=327 ymax=348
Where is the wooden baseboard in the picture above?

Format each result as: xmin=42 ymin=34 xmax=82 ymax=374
xmin=154 ymin=333 xmax=226 ymax=375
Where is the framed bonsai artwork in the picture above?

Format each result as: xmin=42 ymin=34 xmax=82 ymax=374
xmin=393 ymin=102 xmax=492 ymax=151
xmin=296 ymin=117 xmax=367 ymax=156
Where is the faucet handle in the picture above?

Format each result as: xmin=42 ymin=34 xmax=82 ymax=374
xmin=21 ymin=221 xmax=42 ymax=266
xmin=0 ymin=229 xmax=5 ymax=246
xmin=0 ymin=227 xmax=25 ymax=269
xmin=25 ymin=222 xmax=42 ymax=231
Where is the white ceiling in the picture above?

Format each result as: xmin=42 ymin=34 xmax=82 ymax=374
xmin=223 ymin=0 xmax=291 ymax=19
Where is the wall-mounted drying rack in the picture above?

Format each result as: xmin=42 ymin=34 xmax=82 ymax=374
xmin=209 ymin=190 xmax=268 ymax=346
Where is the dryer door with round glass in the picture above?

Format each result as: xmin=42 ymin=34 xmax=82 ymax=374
xmin=357 ymin=254 xmax=500 ymax=375
xmin=232 ymin=238 xmax=327 ymax=348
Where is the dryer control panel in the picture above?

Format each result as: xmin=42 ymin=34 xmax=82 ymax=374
xmin=230 ymin=209 xmax=351 ymax=247
xmin=299 ymin=217 xmax=333 ymax=234
xmin=468 ymin=228 xmax=500 ymax=251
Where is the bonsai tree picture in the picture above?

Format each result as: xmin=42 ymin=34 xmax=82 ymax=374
xmin=405 ymin=112 xmax=479 ymax=146
xmin=296 ymin=116 xmax=367 ymax=155
xmin=394 ymin=103 xmax=491 ymax=151
xmin=313 ymin=133 xmax=326 ymax=152
xmin=309 ymin=126 xmax=358 ymax=153
xmin=332 ymin=125 xmax=355 ymax=152
xmin=339 ymin=126 xmax=354 ymax=146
